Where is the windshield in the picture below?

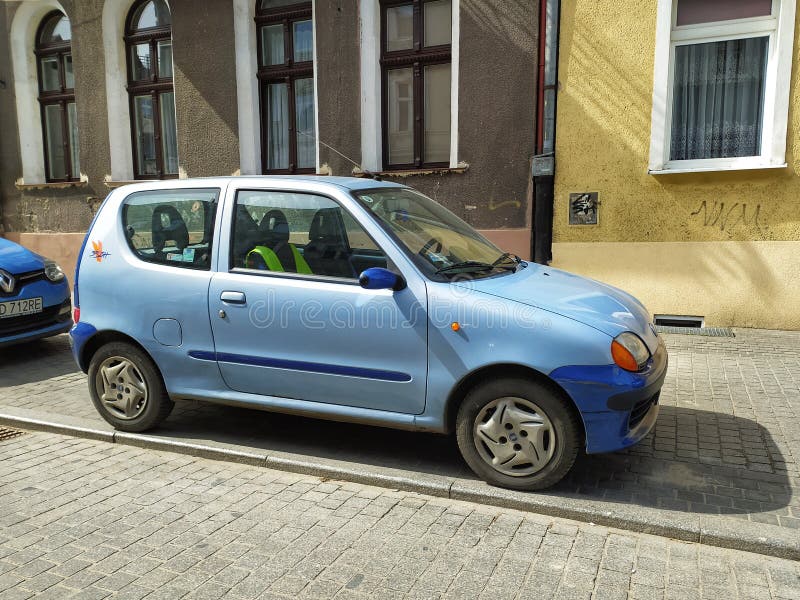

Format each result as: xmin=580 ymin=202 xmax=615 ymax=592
xmin=353 ymin=187 xmax=520 ymax=280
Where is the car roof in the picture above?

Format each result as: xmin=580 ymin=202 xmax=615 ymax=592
xmin=111 ymin=175 xmax=407 ymax=195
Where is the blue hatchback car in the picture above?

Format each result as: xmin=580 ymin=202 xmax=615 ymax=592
xmin=71 ymin=177 xmax=667 ymax=490
xmin=0 ymin=238 xmax=72 ymax=346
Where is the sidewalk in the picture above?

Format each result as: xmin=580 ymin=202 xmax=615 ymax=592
xmin=0 ymin=330 xmax=798 ymax=559
xmin=1 ymin=430 xmax=798 ymax=600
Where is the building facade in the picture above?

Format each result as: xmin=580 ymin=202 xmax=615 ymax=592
xmin=552 ymin=0 xmax=800 ymax=329
xmin=0 ymin=0 xmax=539 ymax=280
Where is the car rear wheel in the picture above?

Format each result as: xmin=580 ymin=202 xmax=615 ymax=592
xmin=456 ymin=377 xmax=582 ymax=490
xmin=88 ymin=341 xmax=174 ymax=432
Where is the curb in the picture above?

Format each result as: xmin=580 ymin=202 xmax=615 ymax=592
xmin=1 ymin=409 xmax=798 ymax=561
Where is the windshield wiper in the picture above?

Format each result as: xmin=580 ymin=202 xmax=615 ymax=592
xmin=491 ymin=252 xmax=522 ymax=269
xmin=435 ymin=261 xmax=495 ymax=276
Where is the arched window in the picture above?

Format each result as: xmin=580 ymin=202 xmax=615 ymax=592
xmin=256 ymin=0 xmax=316 ymax=173
xmin=36 ymin=11 xmax=79 ymax=182
xmin=125 ymin=0 xmax=178 ymax=179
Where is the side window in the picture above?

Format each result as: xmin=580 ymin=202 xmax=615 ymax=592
xmin=122 ymin=188 xmax=219 ymax=270
xmin=232 ymin=190 xmax=388 ymax=279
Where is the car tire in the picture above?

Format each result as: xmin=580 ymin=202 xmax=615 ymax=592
xmin=88 ymin=341 xmax=174 ymax=432
xmin=455 ymin=377 xmax=582 ymax=491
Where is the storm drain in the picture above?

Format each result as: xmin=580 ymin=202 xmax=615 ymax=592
xmin=0 ymin=427 xmax=25 ymax=443
xmin=654 ymin=325 xmax=735 ymax=337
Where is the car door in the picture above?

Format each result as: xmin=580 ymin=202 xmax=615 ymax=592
xmin=207 ymin=185 xmax=428 ymax=415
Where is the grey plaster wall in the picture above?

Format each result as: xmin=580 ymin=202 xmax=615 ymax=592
xmin=314 ymin=0 xmax=537 ymax=230
xmin=171 ymin=0 xmax=240 ymax=177
xmin=315 ymin=0 xmax=363 ymax=176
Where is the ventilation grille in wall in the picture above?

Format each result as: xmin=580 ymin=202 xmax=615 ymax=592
xmin=653 ymin=315 xmax=734 ymax=337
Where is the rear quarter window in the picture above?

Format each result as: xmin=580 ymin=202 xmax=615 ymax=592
xmin=122 ymin=188 xmax=219 ymax=270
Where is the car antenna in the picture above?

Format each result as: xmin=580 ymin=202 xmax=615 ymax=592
xmin=314 ymin=136 xmax=382 ymax=181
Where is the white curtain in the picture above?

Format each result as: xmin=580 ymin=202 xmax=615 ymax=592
xmin=294 ymin=78 xmax=316 ymax=169
xmin=670 ymin=36 xmax=768 ymax=160
xmin=267 ymin=83 xmax=289 ymax=170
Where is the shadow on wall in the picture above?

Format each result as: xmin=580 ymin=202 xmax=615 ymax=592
xmin=556 ymin=0 xmax=653 ymax=160
xmin=461 ymin=0 xmax=535 ymax=52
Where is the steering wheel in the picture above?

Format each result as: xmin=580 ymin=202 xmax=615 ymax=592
xmin=419 ymin=237 xmax=443 ymax=258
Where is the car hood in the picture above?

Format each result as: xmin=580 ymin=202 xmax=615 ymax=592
xmin=454 ymin=263 xmax=660 ymax=353
xmin=0 ymin=237 xmax=45 ymax=275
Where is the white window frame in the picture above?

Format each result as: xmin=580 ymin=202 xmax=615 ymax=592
xmin=648 ymin=0 xmax=796 ymax=174
xmin=360 ymin=0 xmax=459 ymax=172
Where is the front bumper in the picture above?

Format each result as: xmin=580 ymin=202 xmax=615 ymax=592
xmin=0 ymin=298 xmax=73 ymax=347
xmin=549 ymin=338 xmax=668 ymax=454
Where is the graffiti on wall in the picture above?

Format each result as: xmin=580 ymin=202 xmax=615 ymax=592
xmin=690 ymin=200 xmax=764 ymax=234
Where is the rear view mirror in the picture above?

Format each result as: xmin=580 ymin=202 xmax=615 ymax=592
xmin=358 ymin=267 xmax=406 ymax=291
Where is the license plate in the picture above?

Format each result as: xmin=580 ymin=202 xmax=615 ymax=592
xmin=0 ymin=297 xmax=43 ymax=319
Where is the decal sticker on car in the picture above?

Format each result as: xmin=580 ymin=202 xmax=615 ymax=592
xmin=90 ymin=241 xmax=111 ymax=262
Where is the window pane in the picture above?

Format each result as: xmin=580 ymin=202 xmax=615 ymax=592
xmin=424 ymin=0 xmax=451 ymax=47
xmin=233 ymin=191 xmax=384 ymax=277
xmin=123 ymin=189 xmax=218 ymax=270
xmin=424 ymin=63 xmax=451 ymax=163
xmin=67 ymin=102 xmax=80 ymax=179
xmin=293 ymin=20 xmax=313 ymax=62
xmin=40 ymin=56 xmax=60 ymax=91
xmin=670 ymin=36 xmax=768 ymax=161
xmin=387 ymin=68 xmax=414 ymax=165
xmin=261 ymin=24 xmax=285 ymax=66
xmin=266 ymin=83 xmax=289 ymax=170
xmin=63 ymin=54 xmax=74 ymax=89
xmin=132 ymin=0 xmax=171 ymax=30
xmin=39 ymin=13 xmax=71 ymax=44
xmin=295 ymin=78 xmax=316 ymax=169
xmin=157 ymin=40 xmax=173 ymax=78
xmin=131 ymin=43 xmax=152 ymax=81
xmin=386 ymin=5 xmax=413 ymax=51
xmin=133 ymin=95 xmax=158 ymax=176
xmin=159 ymin=92 xmax=179 ymax=175
xmin=44 ymin=104 xmax=66 ymax=180
xmin=676 ymin=0 xmax=772 ymax=26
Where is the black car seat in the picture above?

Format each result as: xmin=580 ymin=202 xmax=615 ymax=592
xmin=303 ymin=208 xmax=354 ymax=278
xmin=232 ymin=207 xmax=260 ymax=267
xmin=152 ymin=205 xmax=189 ymax=259
xmin=246 ymin=209 xmax=312 ymax=274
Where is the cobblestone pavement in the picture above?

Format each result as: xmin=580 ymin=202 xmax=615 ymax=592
xmin=0 ymin=430 xmax=798 ymax=600
xmin=0 ymin=330 xmax=798 ymax=531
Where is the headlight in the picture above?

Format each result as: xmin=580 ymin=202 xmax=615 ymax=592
xmin=611 ymin=332 xmax=650 ymax=372
xmin=44 ymin=260 xmax=65 ymax=283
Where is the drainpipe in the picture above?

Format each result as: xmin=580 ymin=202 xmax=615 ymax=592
xmin=531 ymin=0 xmax=560 ymax=264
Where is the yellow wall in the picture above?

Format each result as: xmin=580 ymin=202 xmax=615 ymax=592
xmin=553 ymin=1 xmax=800 ymax=328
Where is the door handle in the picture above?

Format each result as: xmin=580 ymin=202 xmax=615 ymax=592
xmin=220 ymin=291 xmax=246 ymax=305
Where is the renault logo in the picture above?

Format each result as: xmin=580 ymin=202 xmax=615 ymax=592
xmin=0 ymin=270 xmax=15 ymax=294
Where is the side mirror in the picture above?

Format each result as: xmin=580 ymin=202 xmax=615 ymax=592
xmin=358 ymin=267 xmax=406 ymax=291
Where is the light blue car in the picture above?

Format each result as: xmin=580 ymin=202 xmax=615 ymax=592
xmin=0 ymin=238 xmax=72 ymax=347
xmin=70 ymin=177 xmax=667 ymax=490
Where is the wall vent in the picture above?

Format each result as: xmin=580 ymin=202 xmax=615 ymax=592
xmin=653 ymin=314 xmax=705 ymax=328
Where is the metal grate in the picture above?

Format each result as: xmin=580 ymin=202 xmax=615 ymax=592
xmin=0 ymin=427 xmax=24 ymax=442
xmin=655 ymin=325 xmax=735 ymax=337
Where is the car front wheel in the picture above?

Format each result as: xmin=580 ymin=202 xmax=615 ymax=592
xmin=455 ymin=377 xmax=582 ymax=490
xmin=88 ymin=341 xmax=174 ymax=432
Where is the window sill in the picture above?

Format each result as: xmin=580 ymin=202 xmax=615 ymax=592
xmin=104 ymin=180 xmax=148 ymax=189
xmin=649 ymin=161 xmax=788 ymax=175
xmin=15 ymin=180 xmax=88 ymax=191
xmin=353 ymin=165 xmax=469 ymax=178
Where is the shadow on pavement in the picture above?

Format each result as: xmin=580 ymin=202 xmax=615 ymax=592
xmin=0 ymin=337 xmax=78 ymax=386
xmin=159 ymin=401 xmax=793 ymax=518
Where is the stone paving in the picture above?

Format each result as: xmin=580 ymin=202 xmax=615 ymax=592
xmin=0 ymin=330 xmax=799 ymax=530
xmin=0 ymin=430 xmax=798 ymax=600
